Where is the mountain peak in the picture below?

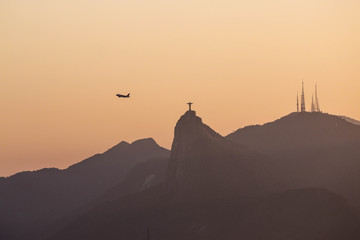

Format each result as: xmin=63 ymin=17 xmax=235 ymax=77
xmin=176 ymin=110 xmax=202 ymax=128
xmin=274 ymin=111 xmax=353 ymax=125
xmin=106 ymin=138 xmax=164 ymax=154
xmin=226 ymin=111 xmax=360 ymax=161
xmin=182 ymin=109 xmax=198 ymax=118
xmin=111 ymin=140 xmax=130 ymax=149
xmin=167 ymin=111 xmax=236 ymax=198
xmin=173 ymin=110 xmax=223 ymax=146
xmin=131 ymin=138 xmax=158 ymax=147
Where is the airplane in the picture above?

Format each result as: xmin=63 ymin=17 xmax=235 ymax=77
xmin=116 ymin=93 xmax=130 ymax=98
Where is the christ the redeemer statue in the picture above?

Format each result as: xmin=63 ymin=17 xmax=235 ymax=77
xmin=187 ymin=102 xmax=193 ymax=111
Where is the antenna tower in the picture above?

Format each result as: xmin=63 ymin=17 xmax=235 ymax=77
xmin=315 ymin=84 xmax=320 ymax=112
xmin=297 ymin=92 xmax=299 ymax=112
xmin=301 ymin=81 xmax=306 ymax=112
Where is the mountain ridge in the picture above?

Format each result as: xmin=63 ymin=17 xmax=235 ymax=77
xmin=48 ymin=111 xmax=360 ymax=240
xmin=226 ymin=111 xmax=360 ymax=208
xmin=3 ymin=111 xmax=360 ymax=240
xmin=166 ymin=110 xmax=285 ymax=202
xmin=0 ymin=138 xmax=170 ymax=240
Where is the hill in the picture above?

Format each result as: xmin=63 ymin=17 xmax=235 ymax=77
xmin=0 ymin=138 xmax=169 ymax=239
xmin=227 ymin=112 xmax=360 ymax=207
xmin=4 ymin=111 xmax=360 ymax=240
xmin=47 ymin=111 xmax=360 ymax=240
xmin=166 ymin=110 xmax=283 ymax=201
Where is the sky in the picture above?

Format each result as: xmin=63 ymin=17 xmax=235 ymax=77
xmin=1 ymin=0 xmax=359 ymax=177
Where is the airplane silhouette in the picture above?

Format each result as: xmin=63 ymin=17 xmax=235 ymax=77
xmin=116 ymin=93 xmax=130 ymax=98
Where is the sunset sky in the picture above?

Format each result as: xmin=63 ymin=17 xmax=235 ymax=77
xmin=1 ymin=0 xmax=359 ymax=176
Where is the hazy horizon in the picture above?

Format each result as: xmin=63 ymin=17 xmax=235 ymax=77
xmin=1 ymin=0 xmax=360 ymax=177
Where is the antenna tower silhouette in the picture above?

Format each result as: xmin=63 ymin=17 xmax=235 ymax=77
xmin=315 ymin=84 xmax=320 ymax=112
xmin=311 ymin=94 xmax=315 ymax=112
xmin=297 ymin=92 xmax=299 ymax=112
xmin=301 ymin=81 xmax=306 ymax=112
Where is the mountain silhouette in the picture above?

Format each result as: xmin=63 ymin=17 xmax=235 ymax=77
xmin=227 ymin=112 xmax=360 ymax=154
xmin=227 ymin=112 xmax=360 ymax=207
xmin=0 ymin=138 xmax=169 ymax=239
xmin=166 ymin=110 xmax=284 ymax=201
xmin=97 ymin=157 xmax=168 ymax=203
xmin=3 ymin=111 xmax=360 ymax=240
xmin=46 ymin=110 xmax=360 ymax=240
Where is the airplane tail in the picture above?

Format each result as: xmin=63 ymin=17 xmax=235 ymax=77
xmin=127 ymin=93 xmax=130 ymax=97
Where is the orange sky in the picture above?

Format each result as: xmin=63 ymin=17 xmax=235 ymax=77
xmin=1 ymin=0 xmax=359 ymax=177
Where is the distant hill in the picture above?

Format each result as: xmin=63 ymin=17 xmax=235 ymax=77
xmin=97 ymin=157 xmax=168 ymax=203
xmin=25 ymin=157 xmax=170 ymax=240
xmin=227 ymin=112 xmax=360 ymax=207
xmin=0 ymin=138 xmax=169 ymax=239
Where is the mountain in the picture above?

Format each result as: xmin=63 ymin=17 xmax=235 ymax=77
xmin=47 ymin=110 xmax=360 ymax=240
xmin=97 ymin=157 xmax=168 ymax=203
xmin=166 ymin=110 xmax=284 ymax=201
xmin=227 ymin=112 xmax=360 ymax=154
xmin=40 ymin=110 xmax=277 ymax=239
xmin=227 ymin=112 xmax=360 ymax=207
xmin=0 ymin=138 xmax=169 ymax=239
xmin=6 ymin=110 xmax=360 ymax=240
xmin=25 ymin=157 xmax=170 ymax=240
